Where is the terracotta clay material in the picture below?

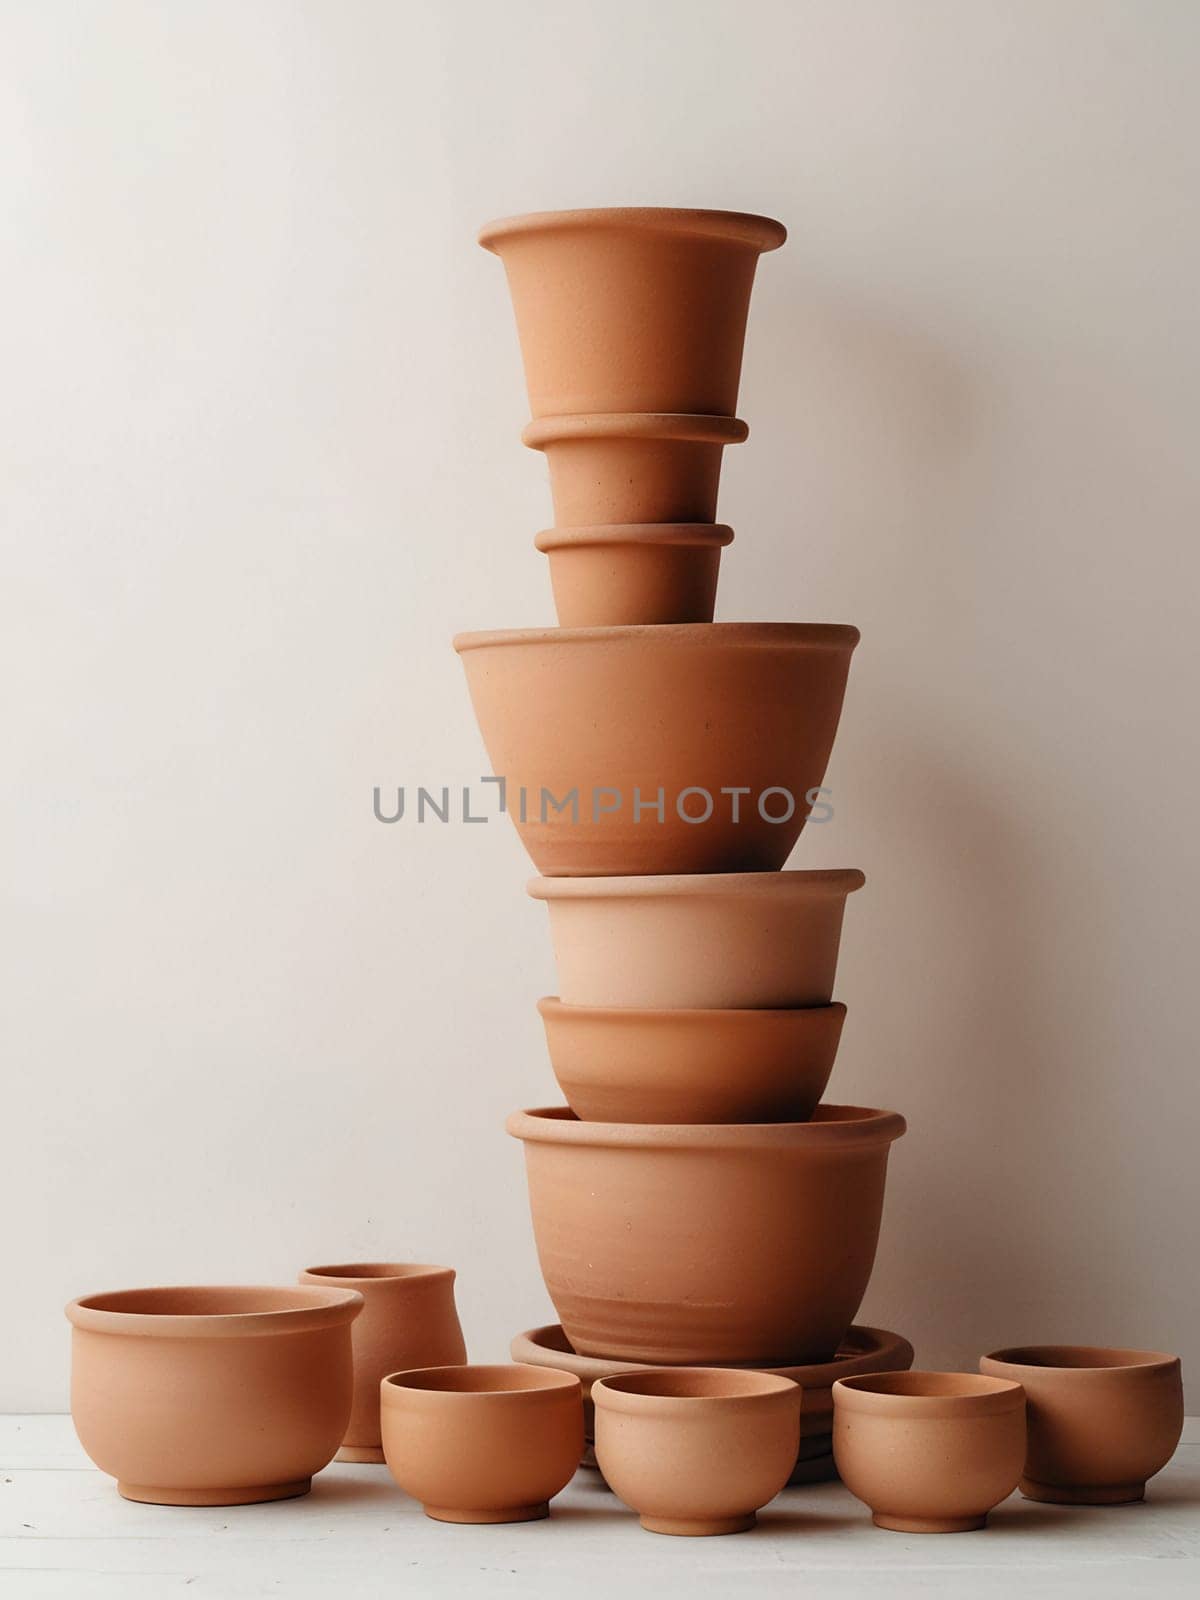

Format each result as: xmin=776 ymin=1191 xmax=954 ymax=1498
xmin=479 ymin=207 xmax=786 ymax=418
xmin=535 ymin=523 xmax=733 ymax=628
xmin=379 ymin=1364 xmax=583 ymax=1524
xmin=530 ymin=871 xmax=864 ymax=1009
xmin=454 ymin=623 xmax=859 ymax=877
xmin=65 ymin=1286 xmax=362 ymax=1505
xmin=979 ymin=1346 xmax=1184 ymax=1505
xmin=833 ymin=1372 xmax=1026 ymax=1533
xmin=537 ymin=996 xmax=846 ymax=1123
xmin=592 ymin=1368 xmax=800 ymax=1536
xmin=523 ymin=413 xmax=747 ymax=527
xmin=298 ymin=1263 xmax=466 ymax=1463
xmin=506 ymin=1106 xmax=906 ymax=1366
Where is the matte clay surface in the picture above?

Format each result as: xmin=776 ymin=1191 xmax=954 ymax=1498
xmin=833 ymin=1372 xmax=1026 ymax=1533
xmin=479 ymin=207 xmax=785 ymax=418
xmin=537 ymin=997 xmax=846 ymax=1123
xmin=454 ymin=624 xmax=859 ymax=877
xmin=535 ymin=523 xmax=732 ymax=628
xmin=380 ymin=1364 xmax=583 ymax=1524
xmin=298 ymin=1264 xmax=466 ymax=1462
xmin=66 ymin=1286 xmax=362 ymax=1505
xmin=506 ymin=1106 xmax=906 ymax=1366
xmin=980 ymin=1346 xmax=1184 ymax=1504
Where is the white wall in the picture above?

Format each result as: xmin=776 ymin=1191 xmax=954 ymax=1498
xmin=3 ymin=0 xmax=1198 ymax=1410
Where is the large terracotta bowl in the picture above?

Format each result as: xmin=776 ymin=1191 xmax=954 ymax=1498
xmin=535 ymin=523 xmax=733 ymax=628
xmin=506 ymin=1106 xmax=906 ymax=1366
xmin=453 ymin=623 xmax=859 ymax=877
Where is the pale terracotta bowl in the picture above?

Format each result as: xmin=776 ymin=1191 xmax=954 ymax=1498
xmin=66 ymin=1286 xmax=362 ymax=1505
xmin=593 ymin=1368 xmax=800 ymax=1535
xmin=380 ymin=1364 xmax=583 ymax=1524
xmin=980 ymin=1346 xmax=1183 ymax=1504
xmin=535 ymin=523 xmax=733 ymax=627
xmin=833 ymin=1372 xmax=1026 ymax=1532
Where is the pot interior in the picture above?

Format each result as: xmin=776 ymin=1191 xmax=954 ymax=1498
xmin=987 ymin=1346 xmax=1173 ymax=1371
xmin=385 ymin=1364 xmax=576 ymax=1395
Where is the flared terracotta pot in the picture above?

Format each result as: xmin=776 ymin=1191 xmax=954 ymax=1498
xmin=537 ymin=996 xmax=846 ymax=1122
xmin=535 ymin=523 xmax=733 ymax=628
xmin=979 ymin=1346 xmax=1184 ymax=1504
xmin=479 ymin=207 xmax=786 ymax=418
xmin=530 ymin=871 xmax=864 ymax=1009
xmin=523 ymin=413 xmax=746 ymax=527
xmin=506 ymin=1106 xmax=906 ymax=1366
xmin=453 ymin=624 xmax=859 ymax=877
xmin=66 ymin=1286 xmax=362 ymax=1505
xmin=298 ymin=1263 xmax=466 ymax=1463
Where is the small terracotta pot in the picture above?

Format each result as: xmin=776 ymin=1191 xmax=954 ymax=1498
xmin=535 ymin=523 xmax=733 ymax=628
xmin=979 ymin=1346 xmax=1184 ymax=1504
xmin=379 ymin=1364 xmax=583 ymax=1524
xmin=479 ymin=207 xmax=786 ymax=418
xmin=298 ymin=1263 xmax=466 ymax=1463
xmin=66 ymin=1286 xmax=362 ymax=1505
xmin=454 ymin=623 xmax=859 ymax=877
xmin=523 ymin=413 xmax=747 ymax=527
xmin=833 ymin=1372 xmax=1026 ymax=1533
xmin=530 ymin=871 xmax=864 ymax=1009
xmin=593 ymin=1369 xmax=800 ymax=1536
xmin=506 ymin=1106 xmax=906 ymax=1366
xmin=537 ymin=996 xmax=846 ymax=1122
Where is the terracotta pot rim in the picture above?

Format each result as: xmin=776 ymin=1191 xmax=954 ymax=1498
xmin=834 ymin=1371 xmax=1024 ymax=1418
xmin=65 ymin=1284 xmax=363 ymax=1338
xmin=381 ymin=1363 xmax=580 ymax=1399
xmin=522 ymin=411 xmax=749 ymax=450
xmin=300 ymin=1262 xmax=455 ymax=1285
xmin=455 ymin=622 xmax=859 ymax=655
xmin=593 ymin=1368 xmax=798 ymax=1409
xmin=536 ymin=995 xmax=847 ymax=1024
xmin=478 ymin=206 xmax=787 ymax=254
xmin=534 ymin=522 xmax=735 ymax=553
xmin=982 ymin=1346 xmax=1180 ymax=1376
xmin=528 ymin=868 xmax=866 ymax=902
xmin=507 ymin=1103 xmax=905 ymax=1150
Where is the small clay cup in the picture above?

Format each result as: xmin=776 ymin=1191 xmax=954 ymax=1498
xmin=833 ymin=1372 xmax=1026 ymax=1533
xmin=538 ymin=996 xmax=846 ymax=1123
xmin=298 ymin=1263 xmax=466 ymax=1462
xmin=593 ymin=1368 xmax=800 ymax=1535
xmin=979 ymin=1346 xmax=1184 ymax=1504
xmin=535 ymin=523 xmax=733 ymax=627
xmin=380 ymin=1364 xmax=583 ymax=1524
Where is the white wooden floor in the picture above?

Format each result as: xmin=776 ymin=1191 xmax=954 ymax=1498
xmin=2 ymin=1416 xmax=1197 ymax=1598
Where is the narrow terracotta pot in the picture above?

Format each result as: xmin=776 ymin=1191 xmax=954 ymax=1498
xmin=530 ymin=871 xmax=864 ymax=1009
xmin=455 ymin=622 xmax=859 ymax=877
xmin=593 ymin=1369 xmax=800 ymax=1536
xmin=479 ymin=207 xmax=786 ymax=418
xmin=833 ymin=1372 xmax=1026 ymax=1533
xmin=523 ymin=413 xmax=747 ymax=527
xmin=65 ymin=1286 xmax=362 ymax=1505
xmin=379 ymin=1364 xmax=583 ymax=1524
xmin=506 ymin=1106 xmax=906 ymax=1366
xmin=535 ymin=523 xmax=733 ymax=628
xmin=298 ymin=1263 xmax=466 ymax=1463
xmin=537 ymin=996 xmax=846 ymax=1122
xmin=979 ymin=1346 xmax=1184 ymax=1504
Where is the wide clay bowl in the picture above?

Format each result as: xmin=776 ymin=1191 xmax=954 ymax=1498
xmin=535 ymin=523 xmax=733 ymax=627
xmin=380 ymin=1364 xmax=583 ymax=1524
xmin=66 ymin=1286 xmax=362 ymax=1505
xmin=479 ymin=207 xmax=786 ymax=418
xmin=530 ymin=871 xmax=865 ymax=1008
xmin=506 ymin=1106 xmax=906 ymax=1366
xmin=298 ymin=1263 xmax=466 ymax=1463
xmin=593 ymin=1368 xmax=800 ymax=1535
xmin=537 ymin=996 xmax=846 ymax=1123
xmin=834 ymin=1372 xmax=1026 ymax=1533
xmin=980 ymin=1346 xmax=1184 ymax=1504
xmin=454 ymin=623 xmax=859 ymax=877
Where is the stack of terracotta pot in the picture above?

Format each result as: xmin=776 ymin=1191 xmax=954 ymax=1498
xmin=455 ymin=207 xmax=911 ymax=1486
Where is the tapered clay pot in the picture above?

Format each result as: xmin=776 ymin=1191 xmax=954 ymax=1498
xmin=479 ymin=207 xmax=786 ymax=418
xmin=979 ymin=1346 xmax=1184 ymax=1504
xmin=537 ymin=996 xmax=846 ymax=1122
xmin=593 ymin=1369 xmax=800 ymax=1536
xmin=834 ymin=1372 xmax=1025 ymax=1533
xmin=380 ymin=1364 xmax=583 ymax=1524
xmin=298 ymin=1263 xmax=466 ymax=1463
xmin=506 ymin=1106 xmax=905 ymax=1366
xmin=535 ymin=523 xmax=732 ymax=627
xmin=66 ymin=1286 xmax=362 ymax=1505
xmin=530 ymin=871 xmax=864 ymax=1009
xmin=524 ymin=413 xmax=746 ymax=527
xmin=454 ymin=624 xmax=859 ymax=877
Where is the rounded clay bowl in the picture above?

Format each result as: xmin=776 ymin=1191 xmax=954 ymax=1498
xmin=534 ymin=523 xmax=733 ymax=628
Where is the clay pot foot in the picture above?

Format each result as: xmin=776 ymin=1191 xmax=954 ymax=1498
xmin=1021 ymin=1478 xmax=1145 ymax=1505
xmin=424 ymin=1501 xmax=550 ymax=1524
xmin=640 ymin=1511 xmax=756 ymax=1536
xmin=118 ymin=1478 xmax=311 ymax=1507
xmin=872 ymin=1511 xmax=987 ymax=1533
xmin=335 ymin=1444 xmax=386 ymax=1464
